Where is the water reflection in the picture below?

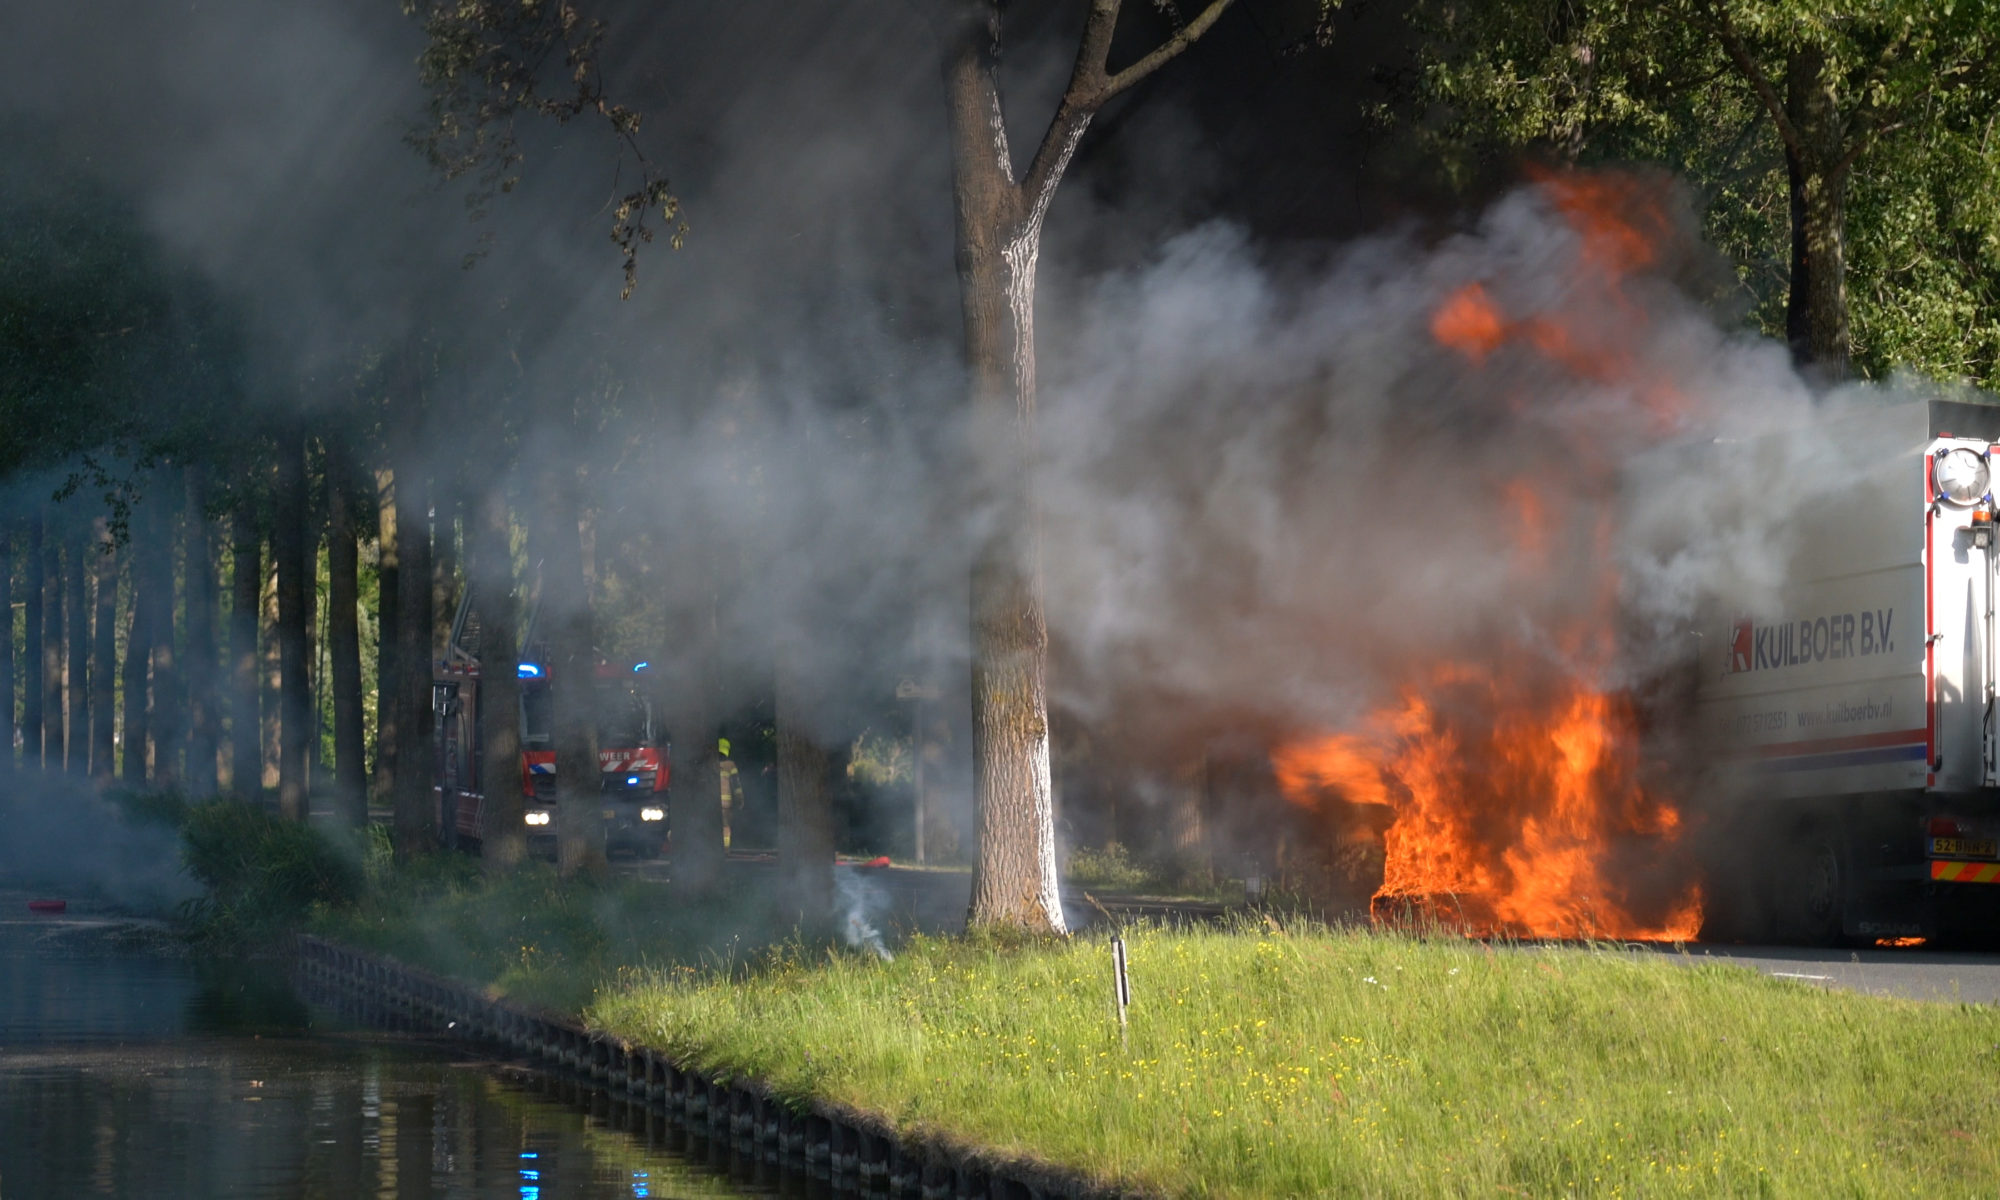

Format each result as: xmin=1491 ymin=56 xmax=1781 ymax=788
xmin=0 ymin=908 xmax=772 ymax=1199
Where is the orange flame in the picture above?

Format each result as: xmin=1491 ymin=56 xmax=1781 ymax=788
xmin=1273 ymin=170 xmax=1704 ymax=941
xmin=1430 ymin=283 xmax=1507 ymax=363
xmin=1275 ymin=665 xmax=1701 ymax=940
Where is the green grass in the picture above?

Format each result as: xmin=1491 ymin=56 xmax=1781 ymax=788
xmin=310 ymin=859 xmax=814 ymax=1012
xmin=589 ymin=921 xmax=2000 ymax=1198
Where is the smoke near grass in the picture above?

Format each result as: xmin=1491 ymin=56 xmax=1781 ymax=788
xmin=0 ymin=783 xmax=199 ymax=914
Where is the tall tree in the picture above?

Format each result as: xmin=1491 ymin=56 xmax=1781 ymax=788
xmin=774 ymin=633 xmax=834 ymax=926
xmin=405 ymin=0 xmax=1239 ymax=929
xmin=0 ymin=530 xmax=12 ymax=776
xmin=140 ymin=483 xmax=181 ymax=787
xmin=0 ymin=529 xmax=12 ymax=776
xmin=21 ymin=514 xmax=41 ymax=770
xmin=536 ymin=462 xmax=605 ymax=877
xmin=228 ymin=509 xmax=263 ymax=796
xmin=119 ymin=543 xmax=150 ymax=786
xmin=62 ymin=525 xmax=86 ymax=775
xmin=663 ymin=535 xmax=724 ymax=899
xmin=327 ymin=440 xmax=368 ymax=828
xmin=374 ymin=467 xmax=401 ymax=807
xmin=88 ymin=517 xmax=116 ymax=783
xmin=275 ymin=430 xmax=312 ymax=819
xmin=391 ymin=460 xmax=436 ymax=857
xmin=183 ymin=472 xmax=219 ymax=796
xmin=469 ymin=480 xmax=526 ymax=869
xmin=944 ymin=0 xmax=1237 ymax=932
xmin=40 ymin=517 xmax=62 ymax=770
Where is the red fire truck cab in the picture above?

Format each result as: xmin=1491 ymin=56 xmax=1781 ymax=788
xmin=433 ymin=655 xmax=671 ymax=858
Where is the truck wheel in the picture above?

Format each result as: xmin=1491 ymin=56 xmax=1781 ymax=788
xmin=1797 ymin=838 xmax=1847 ymax=947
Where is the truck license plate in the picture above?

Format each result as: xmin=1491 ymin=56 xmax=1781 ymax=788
xmin=1931 ymin=837 xmax=1999 ymax=858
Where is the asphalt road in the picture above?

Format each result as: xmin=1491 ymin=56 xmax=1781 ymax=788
xmin=611 ymin=858 xmax=2000 ymax=1004
xmin=1664 ymin=943 xmax=2000 ymax=1005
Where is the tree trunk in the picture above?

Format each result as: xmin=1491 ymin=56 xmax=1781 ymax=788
xmin=41 ymin=519 xmax=63 ymax=772
xmin=432 ymin=489 xmax=459 ymax=663
xmin=260 ymin=552 xmax=280 ymax=790
xmin=228 ymin=512 xmax=263 ymax=797
xmin=1167 ymin=753 xmax=1211 ymax=886
xmin=22 ymin=515 xmax=42 ymax=770
xmin=328 ymin=445 xmax=367 ymax=829
xmin=947 ymin=17 xmax=1069 ymax=934
xmin=184 ymin=473 xmax=219 ymax=796
xmin=63 ymin=527 xmax=87 ymax=776
xmin=0 ymin=529 xmax=13 ymax=776
xmin=775 ymin=633 xmax=834 ymax=928
xmin=392 ymin=463 xmax=435 ymax=858
xmin=1782 ymin=45 xmax=1851 ymax=377
xmin=89 ymin=518 xmax=117 ymax=784
xmin=470 ymin=482 xmax=525 ymax=871
xmin=276 ymin=431 xmax=312 ymax=820
xmin=536 ymin=464 xmax=603 ymax=877
xmin=142 ymin=487 xmax=181 ymax=788
xmin=664 ymin=536 xmax=724 ymax=899
xmin=120 ymin=542 xmax=150 ymax=787
xmin=374 ymin=468 xmax=400 ymax=808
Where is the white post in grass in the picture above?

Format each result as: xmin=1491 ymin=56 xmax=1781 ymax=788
xmin=1111 ymin=933 xmax=1131 ymax=1048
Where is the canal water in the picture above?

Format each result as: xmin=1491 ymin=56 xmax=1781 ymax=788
xmin=0 ymin=898 xmax=776 ymax=1199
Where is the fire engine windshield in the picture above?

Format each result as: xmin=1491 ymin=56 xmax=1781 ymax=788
xmin=520 ymin=681 xmax=553 ymax=747
xmin=595 ymin=684 xmax=653 ymax=748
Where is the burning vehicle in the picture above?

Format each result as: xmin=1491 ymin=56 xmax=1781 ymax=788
xmin=1255 ymin=175 xmax=2000 ymax=947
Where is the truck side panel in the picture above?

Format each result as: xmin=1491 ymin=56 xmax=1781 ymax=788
xmin=1696 ymin=403 xmax=1932 ymax=799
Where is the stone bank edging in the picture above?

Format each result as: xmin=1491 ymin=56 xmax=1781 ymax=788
xmin=294 ymin=935 xmax=1148 ymax=1200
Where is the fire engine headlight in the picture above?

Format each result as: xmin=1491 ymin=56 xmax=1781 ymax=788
xmin=1934 ymin=447 xmax=1990 ymax=504
xmin=640 ymin=806 xmax=665 ymax=822
xmin=524 ymin=810 xmax=552 ymax=826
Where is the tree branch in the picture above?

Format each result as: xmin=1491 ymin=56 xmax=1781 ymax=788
xmin=1698 ymin=0 xmax=1806 ymax=165
xmin=1016 ymin=0 xmax=1238 ymax=213
xmin=1101 ymin=0 xmax=1240 ymax=102
xmin=1017 ymin=0 xmax=1122 ymax=207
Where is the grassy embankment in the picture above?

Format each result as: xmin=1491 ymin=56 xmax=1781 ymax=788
xmin=163 ymin=801 xmax=2000 ymax=1196
xmin=590 ymin=925 xmax=2000 ymax=1198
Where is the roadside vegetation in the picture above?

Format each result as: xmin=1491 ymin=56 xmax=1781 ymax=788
xmin=592 ymin=922 xmax=2000 ymax=1198
xmin=164 ymin=809 xmax=2000 ymax=1195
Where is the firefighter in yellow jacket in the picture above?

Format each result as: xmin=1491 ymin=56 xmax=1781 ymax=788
xmin=718 ymin=736 xmax=744 ymax=848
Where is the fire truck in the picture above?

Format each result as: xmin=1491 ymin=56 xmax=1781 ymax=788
xmin=432 ymin=589 xmax=670 ymax=857
xmin=1688 ymin=398 xmax=2000 ymax=944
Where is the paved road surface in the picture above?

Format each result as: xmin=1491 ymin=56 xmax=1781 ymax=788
xmin=615 ymin=858 xmax=2000 ymax=1004
xmin=1665 ymin=943 xmax=2000 ymax=1004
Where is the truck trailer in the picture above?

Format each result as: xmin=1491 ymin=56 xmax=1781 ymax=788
xmin=1692 ymin=399 xmax=2000 ymax=944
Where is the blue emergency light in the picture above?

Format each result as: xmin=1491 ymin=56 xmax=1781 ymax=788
xmin=518 ymin=663 xmax=543 ymax=678
xmin=632 ymin=661 xmax=650 ymax=672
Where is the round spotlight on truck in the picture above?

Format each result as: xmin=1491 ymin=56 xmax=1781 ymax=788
xmin=524 ymin=810 xmax=552 ymax=826
xmin=1934 ymin=447 xmax=1991 ymax=504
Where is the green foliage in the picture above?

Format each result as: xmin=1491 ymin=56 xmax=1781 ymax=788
xmin=1385 ymin=0 xmax=2000 ymax=385
xmin=104 ymin=785 xmax=191 ymax=831
xmin=177 ymin=801 xmax=364 ymax=946
xmin=312 ymin=861 xmax=823 ymax=1013
xmin=402 ymin=0 xmax=683 ymax=294
xmin=0 ymin=135 xmax=249 ymax=502
xmin=592 ymin=921 xmax=2000 ymax=1196
xmin=846 ymin=728 xmax=911 ymax=789
xmin=1063 ymin=841 xmax=1153 ymax=891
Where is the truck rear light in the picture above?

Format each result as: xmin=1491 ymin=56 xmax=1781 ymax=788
xmin=1928 ymin=817 xmax=1963 ymax=838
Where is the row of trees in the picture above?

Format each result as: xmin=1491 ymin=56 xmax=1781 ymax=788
xmin=7 ymin=2 xmax=1997 ymax=936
